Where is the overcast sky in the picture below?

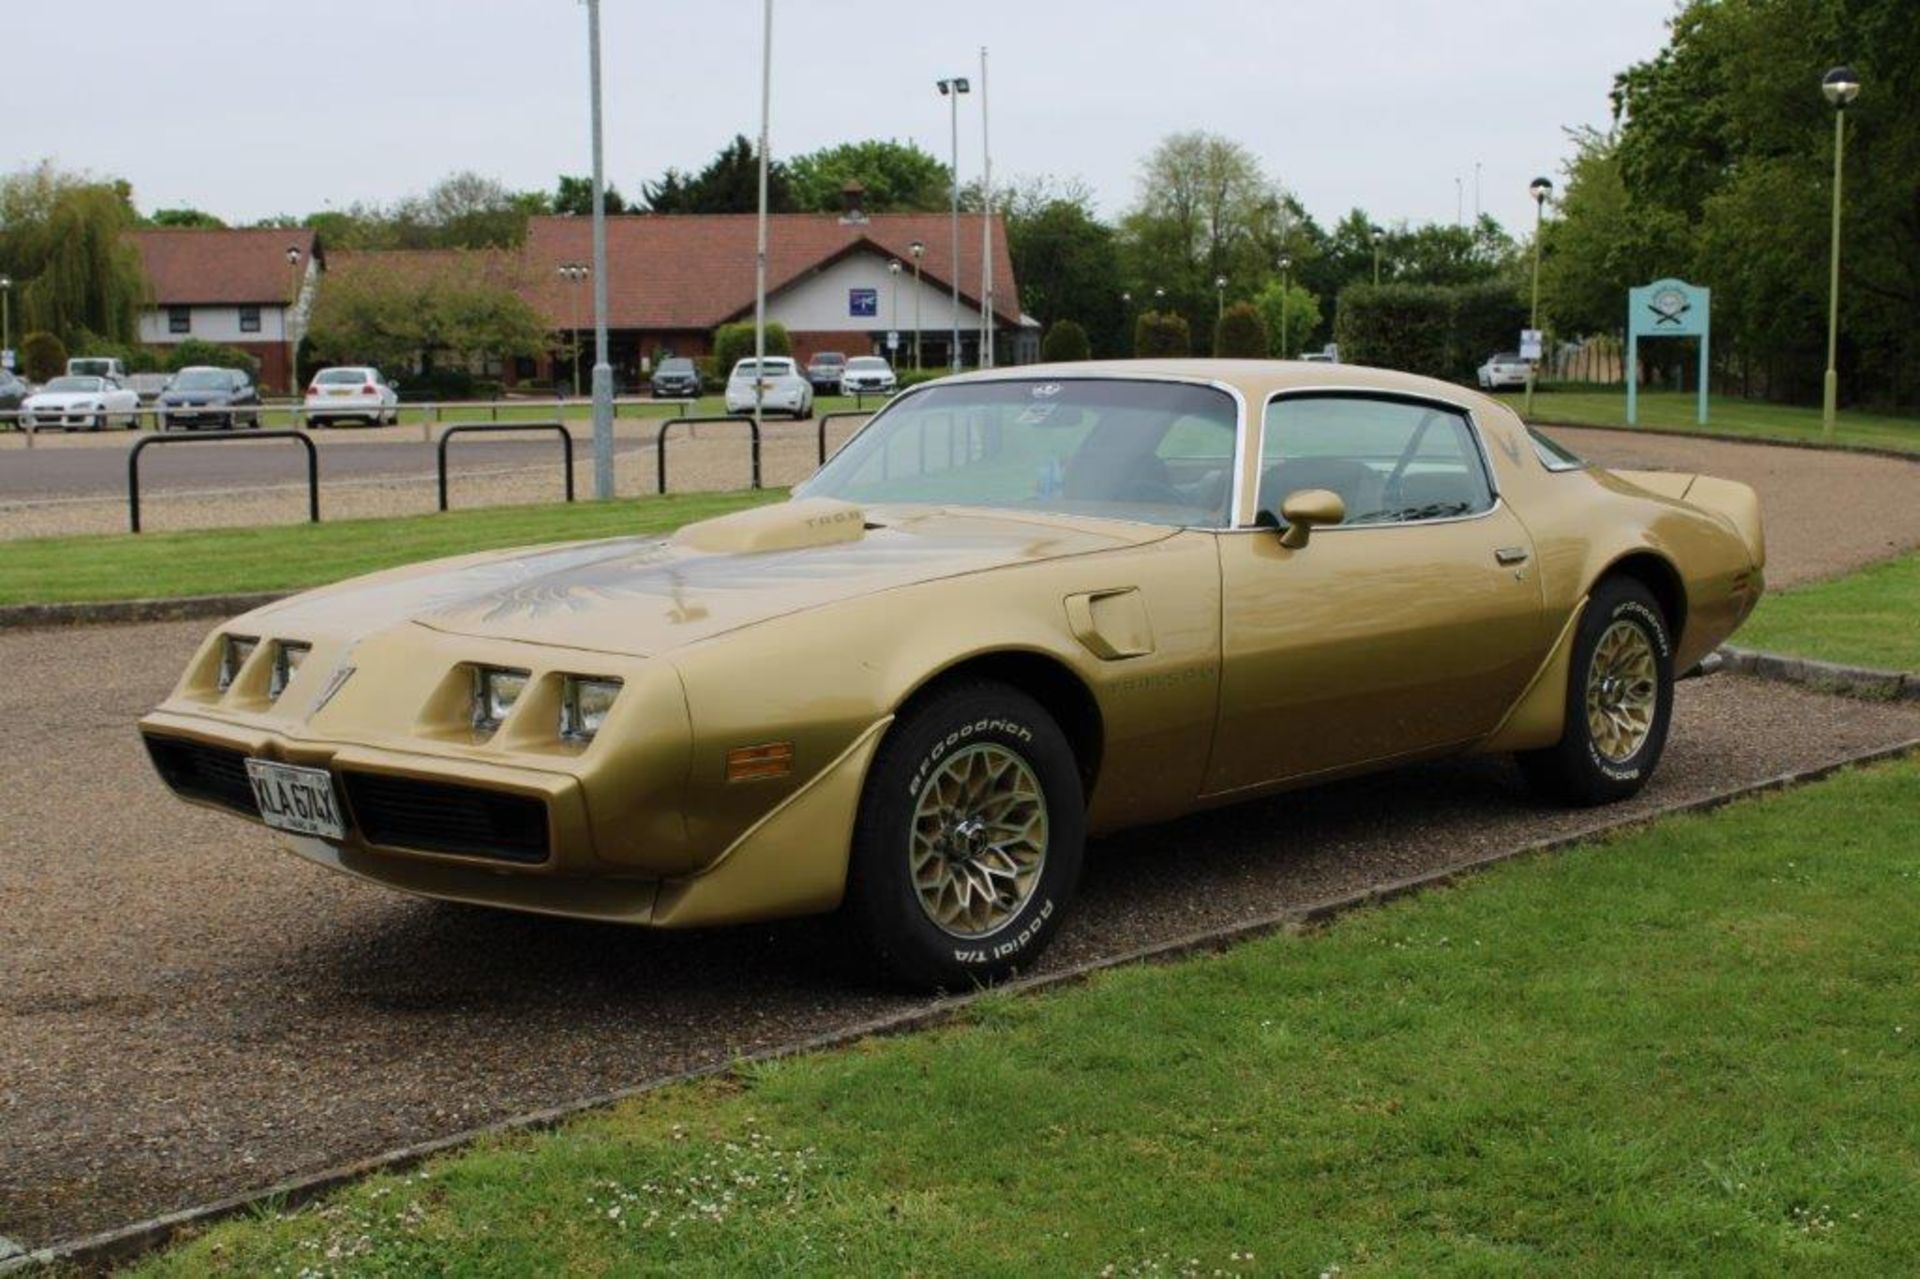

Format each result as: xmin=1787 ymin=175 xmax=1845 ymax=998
xmin=10 ymin=0 xmax=1678 ymax=235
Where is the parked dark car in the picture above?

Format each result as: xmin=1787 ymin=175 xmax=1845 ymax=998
xmin=650 ymin=357 xmax=702 ymax=399
xmin=805 ymin=351 xmax=847 ymax=393
xmin=156 ymin=366 xmax=262 ymax=430
xmin=0 ymin=370 xmax=27 ymax=426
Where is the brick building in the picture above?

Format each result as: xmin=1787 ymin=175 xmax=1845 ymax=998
xmin=129 ymin=228 xmax=321 ymax=392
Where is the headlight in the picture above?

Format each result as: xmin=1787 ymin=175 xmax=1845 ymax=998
xmin=268 ymin=641 xmax=311 ymax=700
xmin=217 ymin=635 xmax=258 ymax=691
xmin=471 ymin=666 xmax=530 ymax=733
xmin=559 ymin=675 xmax=622 ymax=742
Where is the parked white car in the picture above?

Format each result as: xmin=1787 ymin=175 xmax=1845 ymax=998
xmin=1477 ymin=352 xmax=1531 ymax=390
xmin=21 ymin=374 xmax=141 ymax=431
xmin=724 ymin=357 xmax=813 ymax=418
xmin=305 ymin=366 xmax=400 ymax=426
xmin=840 ymin=355 xmax=897 ymax=395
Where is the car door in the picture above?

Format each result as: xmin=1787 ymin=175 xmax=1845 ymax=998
xmin=1203 ymin=392 xmax=1549 ymax=797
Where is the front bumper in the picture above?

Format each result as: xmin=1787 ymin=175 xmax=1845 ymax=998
xmin=23 ymin=408 xmax=100 ymax=429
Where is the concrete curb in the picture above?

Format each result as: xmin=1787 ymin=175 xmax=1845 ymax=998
xmin=11 ymin=733 xmax=1917 ymax=1275
xmin=1719 ymin=645 xmax=1916 ymax=701
xmin=1529 ymin=416 xmax=1920 ymax=465
xmin=0 ymin=592 xmax=289 ymax=631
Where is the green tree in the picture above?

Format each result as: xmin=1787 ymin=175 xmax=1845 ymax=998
xmin=19 ymin=331 xmax=66 ymax=382
xmin=1213 ymin=301 xmax=1267 ymax=358
xmin=146 ymin=207 xmax=225 ymax=228
xmin=787 ymin=140 xmax=949 ymax=213
xmin=642 ymin=137 xmax=797 ymax=214
xmin=306 ymin=252 xmax=547 ymax=373
xmin=0 ymin=164 xmax=147 ymax=347
xmin=1119 ymin=132 xmax=1288 ymax=322
xmin=1254 ymin=280 xmax=1323 ymax=356
xmin=1133 ymin=310 xmax=1190 ymax=357
xmin=1040 ymin=319 xmax=1090 ymax=362
xmin=1003 ymin=180 xmax=1126 ymax=356
xmin=711 ymin=321 xmax=793 ymax=375
xmin=553 ymin=175 xmax=628 ymax=217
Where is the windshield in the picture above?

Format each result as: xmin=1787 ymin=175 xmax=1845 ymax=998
xmin=848 ymin=357 xmax=889 ymax=371
xmin=68 ymin=361 xmax=113 ymax=376
xmin=801 ymin=378 xmax=1240 ymax=528
xmin=172 ymin=369 xmax=231 ymax=390
xmin=657 ymin=359 xmax=693 ymax=374
xmin=316 ymin=368 xmax=369 ymax=384
xmin=45 ymin=377 xmax=102 ymax=393
xmin=810 ymin=353 xmax=846 ymax=367
xmin=733 ymin=360 xmax=793 ymax=377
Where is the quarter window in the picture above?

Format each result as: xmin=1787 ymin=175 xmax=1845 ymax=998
xmin=167 ymin=306 xmax=191 ymax=335
xmin=1257 ymin=395 xmax=1494 ymax=526
xmin=239 ymin=305 xmax=262 ymax=334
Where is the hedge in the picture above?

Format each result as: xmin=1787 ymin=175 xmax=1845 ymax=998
xmin=1333 ymin=283 xmax=1526 ymax=383
xmin=1213 ymin=302 xmax=1267 ymax=358
xmin=1134 ymin=310 xmax=1190 ymax=358
xmin=712 ymin=322 xmax=792 ymax=376
xmin=1041 ymin=319 xmax=1091 ymax=363
xmin=20 ymin=332 xmax=67 ymax=382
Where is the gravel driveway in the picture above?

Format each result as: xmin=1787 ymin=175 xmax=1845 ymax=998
xmin=0 ymin=610 xmax=1916 ymax=1246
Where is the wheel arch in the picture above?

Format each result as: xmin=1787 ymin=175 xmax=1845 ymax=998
xmin=892 ymin=649 xmax=1106 ymax=798
xmin=1596 ymin=549 xmax=1688 ymax=643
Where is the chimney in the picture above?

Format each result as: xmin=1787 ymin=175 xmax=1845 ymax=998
xmin=839 ymin=179 xmax=869 ymax=224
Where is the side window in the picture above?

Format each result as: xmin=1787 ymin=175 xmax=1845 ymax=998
xmin=238 ymin=305 xmax=262 ymax=334
xmin=1258 ymin=395 xmax=1494 ymax=526
xmin=167 ymin=306 xmax=191 ymax=335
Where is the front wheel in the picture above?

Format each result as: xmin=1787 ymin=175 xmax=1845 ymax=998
xmin=1519 ymin=576 xmax=1674 ymax=806
xmin=844 ymin=681 xmax=1085 ymax=991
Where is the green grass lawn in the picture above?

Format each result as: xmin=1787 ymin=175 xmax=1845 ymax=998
xmin=0 ymin=490 xmax=785 ymax=606
xmin=1529 ymin=388 xmax=1920 ymax=454
xmin=1739 ymin=549 xmax=1920 ymax=672
xmin=135 ymin=757 xmax=1920 ymax=1277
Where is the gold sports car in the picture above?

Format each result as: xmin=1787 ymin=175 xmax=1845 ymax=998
xmin=141 ymin=360 xmax=1765 ymax=989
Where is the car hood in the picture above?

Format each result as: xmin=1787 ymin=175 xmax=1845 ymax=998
xmin=248 ymin=499 xmax=1175 ymax=657
xmin=24 ymin=391 xmax=101 ymax=407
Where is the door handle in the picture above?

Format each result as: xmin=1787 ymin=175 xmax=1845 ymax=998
xmin=1494 ymin=546 xmax=1530 ymax=566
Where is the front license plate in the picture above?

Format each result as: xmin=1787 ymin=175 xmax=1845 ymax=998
xmin=245 ymin=759 xmax=347 ymax=840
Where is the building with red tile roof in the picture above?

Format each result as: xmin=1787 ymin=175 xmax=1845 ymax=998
xmin=129 ymin=228 xmax=321 ymax=392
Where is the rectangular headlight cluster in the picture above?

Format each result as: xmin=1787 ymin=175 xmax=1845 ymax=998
xmin=216 ymin=635 xmax=311 ymax=702
xmin=471 ymin=666 xmax=530 ymax=733
xmin=216 ymin=635 xmax=257 ymax=691
xmin=269 ymin=642 xmax=311 ymax=700
xmin=468 ymin=666 xmax=621 ymax=743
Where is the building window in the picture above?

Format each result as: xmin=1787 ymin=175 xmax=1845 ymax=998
xmin=167 ymin=306 xmax=191 ymax=335
xmin=239 ymin=306 xmax=261 ymax=334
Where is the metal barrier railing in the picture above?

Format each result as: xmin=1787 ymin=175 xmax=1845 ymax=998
xmin=437 ymin=422 xmax=574 ymax=512
xmin=128 ymin=431 xmax=318 ymax=534
xmin=815 ymin=410 xmax=875 ymax=466
xmin=0 ymin=395 xmax=699 ymax=438
xmin=656 ymin=415 xmax=761 ymax=495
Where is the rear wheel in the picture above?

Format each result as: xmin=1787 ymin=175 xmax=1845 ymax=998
xmin=1519 ymin=576 xmax=1674 ymax=806
xmin=844 ymin=681 xmax=1085 ymax=991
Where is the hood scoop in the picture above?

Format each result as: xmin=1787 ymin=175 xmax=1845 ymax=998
xmin=672 ymin=498 xmax=867 ymax=555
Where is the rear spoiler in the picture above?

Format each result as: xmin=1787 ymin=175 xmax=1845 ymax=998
xmin=1613 ymin=470 xmax=1766 ymax=570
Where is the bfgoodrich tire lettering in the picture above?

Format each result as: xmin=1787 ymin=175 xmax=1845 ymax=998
xmin=846 ymin=680 xmax=1085 ymax=991
xmin=1519 ymin=576 xmax=1674 ymax=806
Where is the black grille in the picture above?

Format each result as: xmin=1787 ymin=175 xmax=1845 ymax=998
xmin=340 ymin=772 xmax=550 ymax=865
xmin=144 ymin=734 xmax=260 ymax=817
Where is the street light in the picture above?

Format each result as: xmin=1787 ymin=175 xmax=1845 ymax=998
xmin=1821 ymin=64 xmax=1860 ymax=442
xmin=558 ymin=263 xmax=590 ymax=396
xmin=1277 ymin=254 xmax=1292 ymax=359
xmin=1524 ymin=176 xmax=1552 ymax=417
xmin=937 ymin=76 xmax=971 ymax=371
xmin=1214 ymin=275 xmax=1228 ymax=325
xmin=1152 ymin=286 xmax=1165 ymax=311
xmin=909 ymin=239 xmax=925 ymax=370
xmin=1 ymin=275 xmax=12 ymax=368
xmin=1370 ymin=225 xmax=1385 ymax=285
xmin=584 ymin=0 xmax=615 ymax=498
xmin=285 ymin=246 xmax=303 ymax=399
xmin=887 ymin=259 xmax=902 ymax=357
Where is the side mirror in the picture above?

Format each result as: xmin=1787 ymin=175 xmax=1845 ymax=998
xmin=1276 ymin=488 xmax=1346 ymax=549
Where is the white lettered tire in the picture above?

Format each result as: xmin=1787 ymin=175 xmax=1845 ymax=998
xmin=845 ymin=680 xmax=1085 ymax=991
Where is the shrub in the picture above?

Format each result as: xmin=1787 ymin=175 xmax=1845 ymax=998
xmin=20 ymin=331 xmax=67 ymax=382
xmin=693 ymin=356 xmax=720 ymax=392
xmin=401 ymin=367 xmax=476 ymax=401
xmin=1041 ymin=319 xmax=1091 ymax=363
xmin=711 ymin=322 xmax=792 ymax=376
xmin=1213 ymin=302 xmax=1268 ymax=359
xmin=165 ymin=339 xmax=259 ymax=374
xmin=895 ymin=368 xmax=946 ymax=389
xmin=1133 ymin=310 xmax=1190 ymax=358
xmin=1334 ymin=282 xmax=1528 ymax=383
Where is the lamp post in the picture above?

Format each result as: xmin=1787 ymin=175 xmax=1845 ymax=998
xmin=2 ymin=275 xmax=12 ymax=368
xmin=1152 ymin=286 xmax=1165 ymax=313
xmin=909 ymin=239 xmax=925 ymax=370
xmin=1214 ymin=275 xmax=1228 ymax=326
xmin=559 ymin=263 xmax=589 ymax=396
xmin=1277 ymin=254 xmax=1291 ymax=359
xmin=583 ymin=0 xmax=615 ymax=498
xmin=1524 ymin=176 xmax=1552 ymax=417
xmin=1821 ymin=65 xmax=1860 ymax=442
xmin=285 ymin=246 xmax=303 ymax=399
xmin=887 ymin=259 xmax=902 ymax=357
xmin=1370 ymin=225 xmax=1385 ymax=285
xmin=750 ymin=0 xmax=774 ymax=435
xmin=978 ymin=45 xmax=994 ymax=369
xmin=937 ymin=76 xmax=971 ymax=371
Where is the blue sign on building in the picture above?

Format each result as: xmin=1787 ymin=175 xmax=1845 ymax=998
xmin=848 ymin=288 xmax=878 ymax=318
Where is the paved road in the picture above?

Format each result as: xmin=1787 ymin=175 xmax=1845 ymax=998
xmin=0 ymin=608 xmax=1915 ymax=1245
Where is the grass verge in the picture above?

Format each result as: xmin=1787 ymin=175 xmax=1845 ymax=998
xmin=1739 ymin=549 xmax=1920 ymax=673
xmin=136 ymin=757 xmax=1920 ymax=1276
xmin=0 ymin=490 xmax=784 ymax=606
xmin=1529 ymin=388 xmax=1920 ymax=454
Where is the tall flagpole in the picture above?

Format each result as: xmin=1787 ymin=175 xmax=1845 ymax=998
xmin=979 ymin=46 xmax=994 ymax=368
